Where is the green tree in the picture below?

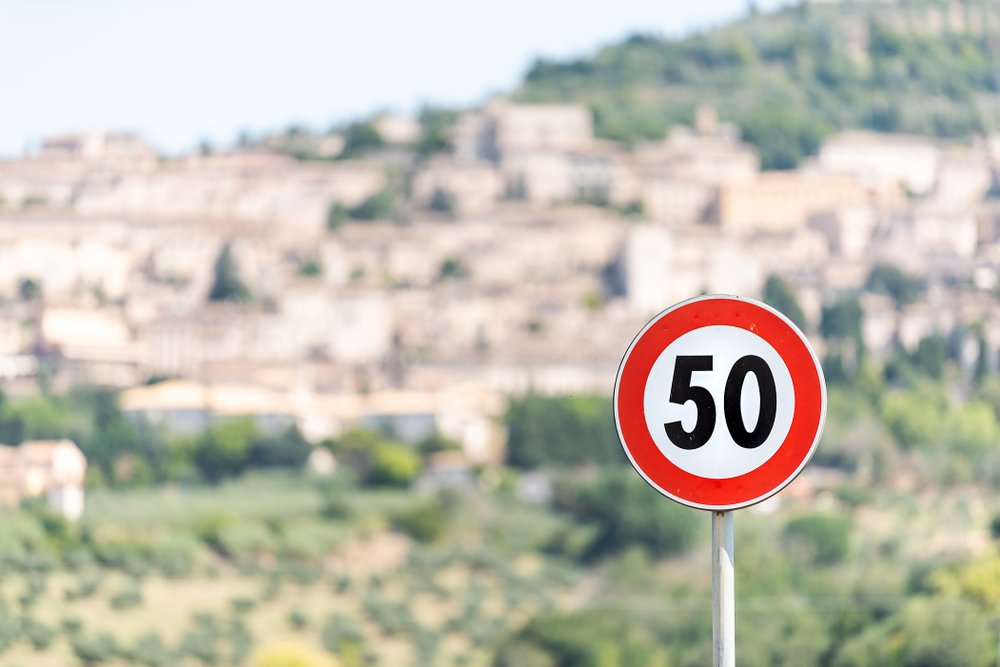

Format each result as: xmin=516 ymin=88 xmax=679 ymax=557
xmin=494 ymin=609 xmax=668 ymax=667
xmin=415 ymin=106 xmax=457 ymax=157
xmin=741 ymin=105 xmax=829 ymax=170
xmin=564 ymin=469 xmax=700 ymax=560
xmin=339 ymin=121 xmax=384 ymax=158
xmin=438 ymin=256 xmax=468 ymax=280
xmin=368 ymin=443 xmax=421 ymax=487
xmin=298 ymin=257 xmax=322 ymax=278
xmin=349 ymin=190 xmax=396 ymax=221
xmin=194 ymin=418 xmax=258 ymax=482
xmin=18 ymin=277 xmax=40 ymax=302
xmin=326 ymin=202 xmax=349 ymax=230
xmin=973 ymin=330 xmax=990 ymax=385
xmin=504 ymin=394 xmax=620 ymax=468
xmin=833 ymin=598 xmax=995 ymax=667
xmin=820 ymin=294 xmax=864 ymax=382
xmin=390 ymin=499 xmax=448 ymax=543
xmin=865 ymin=263 xmax=923 ymax=308
xmin=129 ymin=633 xmax=171 ymax=667
xmin=783 ymin=513 xmax=851 ymax=565
xmin=328 ymin=429 xmax=422 ymax=487
xmin=762 ymin=274 xmax=807 ymax=330
xmin=73 ymin=633 xmax=119 ymax=666
xmin=820 ymin=295 xmax=862 ymax=341
xmin=428 ymin=187 xmax=456 ymax=214
xmin=880 ymin=387 xmax=948 ymax=451
xmin=247 ymin=425 xmax=313 ymax=469
xmin=208 ymin=243 xmax=251 ymax=302
xmin=911 ymin=335 xmax=946 ymax=379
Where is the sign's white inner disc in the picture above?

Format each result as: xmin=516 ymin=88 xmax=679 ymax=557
xmin=642 ymin=325 xmax=795 ymax=479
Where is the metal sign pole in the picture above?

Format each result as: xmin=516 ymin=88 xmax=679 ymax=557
xmin=712 ymin=510 xmax=735 ymax=667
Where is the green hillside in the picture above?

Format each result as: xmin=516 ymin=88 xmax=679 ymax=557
xmin=516 ymin=0 xmax=1000 ymax=168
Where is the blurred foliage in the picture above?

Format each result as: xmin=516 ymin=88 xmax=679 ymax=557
xmin=415 ymin=106 xmax=457 ymax=157
xmin=762 ymin=274 xmax=807 ymax=330
xmin=327 ymin=429 xmax=422 ymax=488
xmin=390 ymin=498 xmax=449 ymax=543
xmin=504 ymin=393 xmax=621 ymax=468
xmin=831 ymin=598 xmax=995 ymax=667
xmin=556 ymin=469 xmax=700 ymax=560
xmin=866 ymin=263 xmax=924 ymax=308
xmin=783 ymin=513 xmax=851 ymax=565
xmin=209 ymin=242 xmax=252 ymax=302
xmin=494 ymin=609 xmax=668 ymax=667
xmin=516 ymin=3 xmax=1000 ymax=168
xmin=338 ymin=121 xmax=385 ymax=159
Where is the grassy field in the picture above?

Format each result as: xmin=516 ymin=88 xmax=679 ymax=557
xmin=0 ymin=466 xmax=994 ymax=667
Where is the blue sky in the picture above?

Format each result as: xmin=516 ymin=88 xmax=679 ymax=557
xmin=1 ymin=0 xmax=788 ymax=157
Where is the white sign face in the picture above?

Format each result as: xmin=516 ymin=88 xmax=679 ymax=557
xmin=614 ymin=295 xmax=827 ymax=511
xmin=642 ymin=325 xmax=795 ymax=479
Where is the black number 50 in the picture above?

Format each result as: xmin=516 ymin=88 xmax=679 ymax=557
xmin=663 ymin=355 xmax=777 ymax=450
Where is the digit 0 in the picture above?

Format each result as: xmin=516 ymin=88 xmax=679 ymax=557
xmin=724 ymin=355 xmax=777 ymax=449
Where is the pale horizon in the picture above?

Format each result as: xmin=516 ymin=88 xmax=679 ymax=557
xmin=1 ymin=0 xmax=790 ymax=158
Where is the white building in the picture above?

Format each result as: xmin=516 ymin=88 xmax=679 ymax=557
xmin=816 ymin=131 xmax=939 ymax=195
xmin=0 ymin=439 xmax=87 ymax=521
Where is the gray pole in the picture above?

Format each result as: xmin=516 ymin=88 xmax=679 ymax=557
xmin=713 ymin=510 xmax=735 ymax=667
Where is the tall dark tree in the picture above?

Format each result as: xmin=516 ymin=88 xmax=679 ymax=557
xmin=865 ymin=263 xmax=923 ymax=308
xmin=762 ymin=274 xmax=807 ymax=330
xmin=339 ymin=122 xmax=384 ymax=158
xmin=974 ymin=330 xmax=990 ymax=385
xmin=208 ymin=243 xmax=251 ymax=302
xmin=820 ymin=294 xmax=865 ymax=383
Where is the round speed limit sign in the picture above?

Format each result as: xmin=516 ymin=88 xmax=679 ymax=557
xmin=614 ymin=295 xmax=827 ymax=510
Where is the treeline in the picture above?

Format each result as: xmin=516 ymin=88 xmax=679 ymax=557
xmin=517 ymin=5 xmax=1000 ymax=168
xmin=0 ymin=387 xmax=316 ymax=486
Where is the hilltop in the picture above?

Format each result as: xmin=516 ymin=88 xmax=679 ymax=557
xmin=515 ymin=0 xmax=1000 ymax=168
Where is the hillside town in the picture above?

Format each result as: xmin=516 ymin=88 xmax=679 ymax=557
xmin=0 ymin=100 xmax=999 ymax=462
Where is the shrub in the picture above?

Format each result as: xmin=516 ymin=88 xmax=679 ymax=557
xmin=62 ymin=616 xmax=83 ymax=636
xmin=287 ymin=610 xmax=309 ymax=631
xmin=21 ymin=617 xmax=54 ymax=650
xmin=321 ymin=614 xmax=362 ymax=654
xmin=109 ymin=584 xmax=143 ymax=610
xmin=560 ymin=469 xmax=699 ymax=560
xmin=231 ymin=596 xmax=257 ymax=615
xmin=368 ymin=443 xmax=421 ymax=487
xmin=783 ymin=513 xmax=851 ymax=565
xmin=349 ymin=190 xmax=396 ymax=222
xmin=390 ymin=501 xmax=448 ymax=543
xmin=494 ymin=609 xmax=667 ymax=667
xmin=73 ymin=633 xmax=118 ymax=665
xmin=128 ymin=632 xmax=170 ymax=667
xmin=328 ymin=430 xmax=422 ymax=487
xmin=428 ymin=188 xmax=456 ymax=214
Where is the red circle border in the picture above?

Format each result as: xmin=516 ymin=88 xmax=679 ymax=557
xmin=614 ymin=295 xmax=827 ymax=510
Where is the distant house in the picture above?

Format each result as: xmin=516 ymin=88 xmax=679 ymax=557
xmin=0 ymin=439 xmax=87 ymax=521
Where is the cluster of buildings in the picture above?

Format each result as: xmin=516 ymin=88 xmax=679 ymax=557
xmin=0 ymin=98 xmax=998 ymax=469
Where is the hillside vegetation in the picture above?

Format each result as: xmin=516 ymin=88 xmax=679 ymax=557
xmin=517 ymin=0 xmax=1000 ymax=168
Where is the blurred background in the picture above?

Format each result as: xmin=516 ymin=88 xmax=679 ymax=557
xmin=1 ymin=0 xmax=1000 ymax=665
